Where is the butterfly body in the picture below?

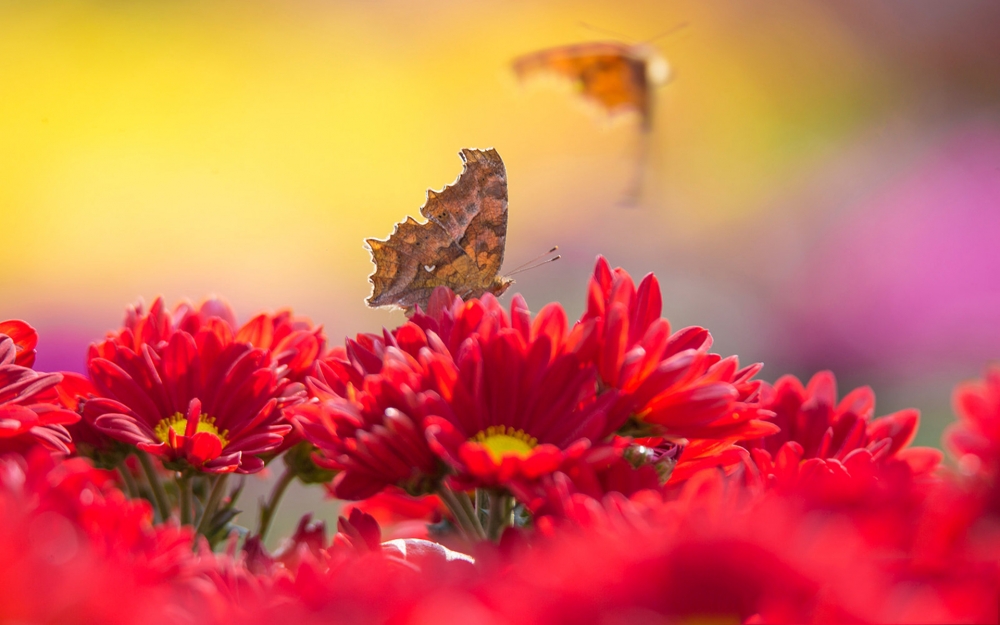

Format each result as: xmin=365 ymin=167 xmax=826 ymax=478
xmin=365 ymin=148 xmax=512 ymax=313
xmin=513 ymin=41 xmax=669 ymax=132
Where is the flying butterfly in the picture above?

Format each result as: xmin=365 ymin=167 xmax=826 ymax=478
xmin=511 ymin=38 xmax=672 ymax=132
xmin=513 ymin=27 xmax=684 ymax=204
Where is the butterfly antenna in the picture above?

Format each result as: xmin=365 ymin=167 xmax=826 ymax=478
xmin=507 ymin=246 xmax=561 ymax=276
xmin=642 ymin=22 xmax=690 ymax=45
xmin=577 ymin=21 xmax=636 ymax=43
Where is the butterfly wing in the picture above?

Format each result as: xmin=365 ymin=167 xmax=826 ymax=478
xmin=365 ymin=216 xmax=453 ymax=310
xmin=366 ymin=148 xmax=509 ymax=312
xmin=513 ymin=42 xmax=651 ymax=129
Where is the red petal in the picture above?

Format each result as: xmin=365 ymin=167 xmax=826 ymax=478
xmin=599 ymin=302 xmax=628 ymax=387
xmin=867 ymin=409 xmax=919 ymax=457
xmin=89 ymin=358 xmax=162 ymax=424
xmin=630 ymin=273 xmax=662 ymax=344
xmin=333 ymin=470 xmax=387 ymax=501
xmin=236 ymin=313 xmax=273 ymax=348
xmin=521 ymin=445 xmax=562 ymax=479
xmin=188 ymin=430 xmax=223 ymax=464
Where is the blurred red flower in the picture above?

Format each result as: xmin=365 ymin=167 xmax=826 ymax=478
xmin=340 ymin=487 xmax=444 ymax=540
xmin=0 ymin=319 xmax=38 ymax=367
xmin=0 ymin=449 xmax=202 ymax=625
xmin=945 ymin=366 xmax=1000 ymax=476
xmin=743 ymin=371 xmax=942 ymax=498
xmin=0 ymin=327 xmax=79 ymax=455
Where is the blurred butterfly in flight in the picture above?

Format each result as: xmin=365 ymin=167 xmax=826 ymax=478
xmin=512 ymin=24 xmax=686 ymax=204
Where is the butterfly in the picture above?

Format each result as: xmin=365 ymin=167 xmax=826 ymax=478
xmin=512 ymin=41 xmax=670 ymax=132
xmin=365 ymin=148 xmax=512 ymax=314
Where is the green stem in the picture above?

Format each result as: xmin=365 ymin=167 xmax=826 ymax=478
xmin=438 ymin=484 xmax=485 ymax=542
xmin=117 ymin=463 xmax=138 ymax=499
xmin=137 ymin=451 xmax=171 ymax=523
xmin=179 ymin=475 xmax=194 ymax=526
xmin=256 ymin=466 xmax=295 ymax=542
xmin=485 ymin=490 xmax=512 ymax=542
xmin=475 ymin=488 xmax=489 ymax=527
xmin=459 ymin=488 xmax=486 ymax=538
xmin=195 ymin=473 xmax=229 ymax=537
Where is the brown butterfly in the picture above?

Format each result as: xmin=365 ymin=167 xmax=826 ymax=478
xmin=365 ymin=148 xmax=513 ymax=313
xmin=512 ymin=41 xmax=670 ymax=132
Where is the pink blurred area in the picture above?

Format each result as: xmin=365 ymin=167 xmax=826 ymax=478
xmin=779 ymin=123 xmax=1000 ymax=374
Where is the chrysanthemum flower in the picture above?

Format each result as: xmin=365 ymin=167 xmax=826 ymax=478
xmin=82 ymin=298 xmax=312 ymax=473
xmin=176 ymin=302 xmax=326 ymax=385
xmin=0 ymin=319 xmax=38 ymax=367
xmin=48 ymin=372 xmax=131 ymax=467
xmin=0 ymin=326 xmax=79 ymax=455
xmin=298 ymin=289 xmax=622 ymax=499
xmin=95 ymin=297 xmax=325 ymax=386
xmin=0 ymin=449 xmax=203 ymax=624
xmin=509 ymin=446 xmax=662 ymax=520
xmin=945 ymin=366 xmax=1000 ymax=476
xmin=576 ymin=256 xmax=777 ymax=442
xmin=422 ymin=292 xmax=619 ymax=492
xmin=742 ymin=371 xmax=942 ymax=496
xmin=341 ymin=487 xmax=444 ymax=540
xmin=294 ymin=342 xmax=450 ymax=499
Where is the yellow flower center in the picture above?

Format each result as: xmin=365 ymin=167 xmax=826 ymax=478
xmin=154 ymin=413 xmax=229 ymax=448
xmin=471 ymin=426 xmax=538 ymax=462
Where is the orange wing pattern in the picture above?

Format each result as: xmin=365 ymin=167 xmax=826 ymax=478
xmin=512 ymin=42 xmax=653 ymax=131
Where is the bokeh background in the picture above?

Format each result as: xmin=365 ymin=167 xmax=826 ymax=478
xmin=3 ymin=0 xmax=999 ymax=542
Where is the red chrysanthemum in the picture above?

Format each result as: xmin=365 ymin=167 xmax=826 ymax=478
xmin=49 ymin=372 xmax=129 ymax=465
xmin=294 ymin=340 xmax=450 ymax=499
xmin=742 ymin=371 xmax=942 ymax=496
xmin=945 ymin=366 xmax=1000 ymax=476
xmin=298 ymin=289 xmax=622 ymax=499
xmin=509 ymin=446 xmax=662 ymax=521
xmin=421 ymin=292 xmax=619 ymax=492
xmin=175 ymin=301 xmax=326 ymax=385
xmin=0 ymin=319 xmax=38 ymax=367
xmin=81 ymin=298 xmax=313 ymax=473
xmin=340 ymin=487 xmax=444 ymax=541
xmin=0 ymin=325 xmax=79 ymax=455
xmin=0 ymin=448 xmax=205 ymax=624
xmin=576 ymin=257 xmax=777 ymax=442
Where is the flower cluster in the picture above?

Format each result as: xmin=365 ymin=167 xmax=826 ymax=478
xmin=1 ymin=258 xmax=998 ymax=623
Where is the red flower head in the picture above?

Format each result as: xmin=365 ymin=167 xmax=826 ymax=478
xmin=0 ymin=319 xmax=38 ymax=367
xmin=176 ymin=302 xmax=326 ymax=386
xmin=577 ymin=257 xmax=777 ymax=443
xmin=0 ymin=449 xmax=202 ymax=624
xmin=49 ymin=372 xmax=131 ymax=466
xmin=421 ymin=291 xmax=620 ymax=493
xmin=82 ymin=297 xmax=311 ymax=473
xmin=743 ymin=371 xmax=942 ymax=497
xmin=341 ymin=487 xmax=444 ymax=541
xmin=333 ymin=508 xmax=383 ymax=555
xmin=262 ymin=514 xmax=331 ymax=574
xmin=0 ymin=325 xmax=79 ymax=455
xmin=945 ymin=366 xmax=1000 ymax=476
xmin=298 ymin=288 xmax=622 ymax=500
xmin=510 ymin=448 xmax=663 ymax=522
xmin=294 ymin=338 xmax=450 ymax=499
